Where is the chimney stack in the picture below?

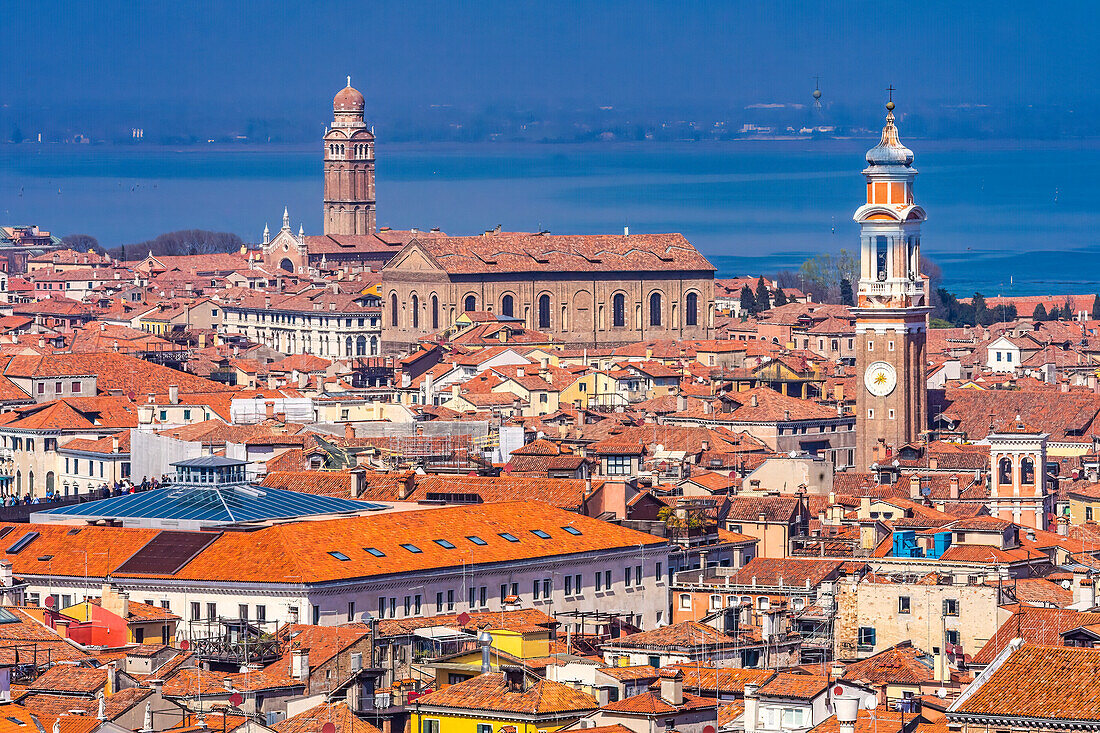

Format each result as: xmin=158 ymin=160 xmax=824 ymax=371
xmin=290 ymin=648 xmax=310 ymax=681
xmin=744 ymin=684 xmax=759 ymax=733
xmin=659 ymin=669 xmax=683 ymax=706
xmin=168 ymin=384 xmax=179 ymax=405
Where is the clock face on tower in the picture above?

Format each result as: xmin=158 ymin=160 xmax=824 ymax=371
xmin=864 ymin=361 xmax=897 ymax=397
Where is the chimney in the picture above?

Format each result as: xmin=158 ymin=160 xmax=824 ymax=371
xmin=835 ymin=694 xmax=859 ymax=733
xmin=345 ymin=423 xmax=355 ymax=440
xmin=290 ymin=648 xmax=310 ymax=681
xmin=168 ymin=384 xmax=179 ymax=405
xmin=105 ymin=661 xmax=117 ymax=697
xmin=949 ymin=475 xmax=960 ymax=500
xmin=660 ymin=670 xmax=683 ymax=706
xmin=451 ymin=384 xmax=460 ymax=401
xmin=909 ymin=475 xmax=921 ymax=499
xmin=54 ymin=618 xmax=70 ymax=639
xmin=743 ymin=684 xmax=759 ymax=733
xmin=750 ymin=393 xmax=758 ymax=408
xmin=349 ymin=468 xmax=367 ymax=497
xmin=398 ymin=472 xmax=416 ymax=501
xmin=264 ymin=296 xmax=272 ymax=309
xmin=0 ymin=561 xmax=12 ymax=588
xmin=478 ymin=631 xmax=493 ymax=672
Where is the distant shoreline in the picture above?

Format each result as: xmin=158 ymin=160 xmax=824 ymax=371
xmin=4 ymin=137 xmax=1100 ymax=154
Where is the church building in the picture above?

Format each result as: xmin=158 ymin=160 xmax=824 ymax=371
xmin=853 ymin=99 xmax=932 ymax=469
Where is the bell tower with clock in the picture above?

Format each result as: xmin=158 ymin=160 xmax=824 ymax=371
xmin=853 ymin=94 xmax=932 ymax=470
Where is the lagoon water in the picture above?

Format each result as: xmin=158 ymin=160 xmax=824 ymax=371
xmin=2 ymin=139 xmax=1098 ymax=296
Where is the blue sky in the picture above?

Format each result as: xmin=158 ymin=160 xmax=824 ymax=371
xmin=3 ymin=1 xmax=1096 ymax=114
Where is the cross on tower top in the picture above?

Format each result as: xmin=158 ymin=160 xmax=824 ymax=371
xmin=886 ymin=85 xmax=896 ymax=112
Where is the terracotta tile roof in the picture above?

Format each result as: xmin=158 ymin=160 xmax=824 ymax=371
xmin=116 ymin=502 xmax=666 ymax=584
xmin=607 ymin=621 xmax=737 ymax=651
xmin=394 ymin=233 xmax=715 ymax=275
xmin=722 ymin=557 xmax=845 ymax=588
xmin=161 ymin=665 xmax=304 ymax=697
xmin=58 ymin=430 xmax=130 ymax=455
xmin=667 ymin=664 xmax=774 ymax=694
xmin=840 ymin=641 xmax=934 ymax=686
xmin=87 ymin=596 xmax=180 ymax=621
xmin=0 ymin=607 xmax=92 ymax=666
xmin=273 ymin=701 xmax=380 ymax=733
xmin=951 ymin=644 xmax=1100 ymax=722
xmin=600 ymin=690 xmax=714 ymax=715
xmin=938 ymin=387 xmax=1100 ymax=442
xmin=598 ymin=665 xmax=660 ymax=682
xmin=372 ymin=608 xmax=554 ymax=638
xmin=26 ymin=665 xmax=106 ymax=694
xmin=413 ymin=671 xmax=598 ymax=715
xmin=808 ymin=710 xmax=910 ymax=733
xmin=4 ymin=352 xmax=232 ymax=395
xmin=993 ymin=578 xmax=1073 ymax=607
xmin=725 ymin=495 xmax=801 ymax=522
xmin=971 ymin=606 xmax=1100 ymax=666
xmin=0 ymin=704 xmax=101 ymax=733
xmin=261 ymin=471 xmax=357 ymax=498
xmin=754 ymin=673 xmax=829 ymax=700
xmin=18 ymin=687 xmax=151 ymax=719
xmin=275 ymin=624 xmax=370 ymax=670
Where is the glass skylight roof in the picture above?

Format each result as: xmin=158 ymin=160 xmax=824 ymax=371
xmin=466 ymin=535 xmax=487 ymax=545
xmin=499 ymin=532 xmax=519 ymax=542
xmin=364 ymin=547 xmax=385 ymax=557
xmin=561 ymin=526 xmax=582 ymax=535
xmin=531 ymin=529 xmax=551 ymax=539
xmin=434 ymin=539 xmax=456 ymax=549
xmin=36 ymin=484 xmax=382 ymax=526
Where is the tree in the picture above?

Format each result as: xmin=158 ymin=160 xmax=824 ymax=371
xmin=739 ymin=285 xmax=756 ymax=318
xmin=61 ymin=234 xmax=100 ymax=253
xmin=839 ymin=278 xmax=854 ymax=307
xmin=112 ymin=229 xmax=244 ymax=258
xmin=1092 ymin=294 xmax=1100 ymax=321
xmin=755 ymin=277 xmax=770 ymax=312
xmin=1033 ymin=303 xmax=1048 ymax=321
xmin=773 ymin=288 xmax=788 ymax=307
xmin=119 ymin=244 xmax=127 ymax=261
xmin=1064 ymin=298 xmax=1075 ymax=320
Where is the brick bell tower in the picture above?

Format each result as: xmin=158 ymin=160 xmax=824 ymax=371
xmin=323 ymin=77 xmax=376 ymax=236
xmin=853 ymin=95 xmax=932 ymax=470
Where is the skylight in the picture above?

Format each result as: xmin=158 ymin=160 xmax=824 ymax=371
xmin=400 ymin=543 xmax=423 ymax=554
xmin=364 ymin=547 xmax=385 ymax=557
xmin=561 ymin=526 xmax=582 ymax=535
xmin=434 ymin=539 xmax=456 ymax=549
xmin=7 ymin=532 xmax=39 ymax=554
xmin=530 ymin=529 xmax=551 ymax=539
xmin=499 ymin=533 xmax=519 ymax=543
xmin=328 ymin=551 xmax=351 ymax=561
xmin=467 ymin=536 xmax=488 ymax=546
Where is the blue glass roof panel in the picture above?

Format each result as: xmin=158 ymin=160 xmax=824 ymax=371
xmin=37 ymin=485 xmax=383 ymax=524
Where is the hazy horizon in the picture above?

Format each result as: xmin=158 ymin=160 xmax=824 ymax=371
xmin=3 ymin=2 xmax=1098 ymax=143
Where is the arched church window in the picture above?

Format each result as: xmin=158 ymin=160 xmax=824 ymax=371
xmin=411 ymin=294 xmax=419 ymax=328
xmin=538 ymin=295 xmax=551 ymax=330
xmin=649 ymin=292 xmax=662 ymax=326
xmin=390 ymin=293 xmax=398 ymax=327
xmin=685 ymin=292 xmax=698 ymax=326
xmin=431 ymin=296 xmax=439 ymax=329
xmin=613 ymin=294 xmax=626 ymax=327
xmin=999 ymin=457 xmax=1013 ymax=485
xmin=464 ymin=295 xmax=476 ymax=312
xmin=501 ymin=295 xmax=514 ymax=317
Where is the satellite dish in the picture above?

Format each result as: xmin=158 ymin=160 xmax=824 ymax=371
xmin=322 ymin=724 xmax=336 ymax=733
xmin=864 ymin=696 xmax=878 ymax=710
xmin=936 ymin=688 xmax=948 ymax=699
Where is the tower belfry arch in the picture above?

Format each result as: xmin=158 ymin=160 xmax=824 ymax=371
xmin=323 ymin=77 xmax=376 ymax=236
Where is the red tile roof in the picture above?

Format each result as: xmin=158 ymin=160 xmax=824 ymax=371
xmin=413 ymin=671 xmax=597 ymax=715
xmin=951 ymin=644 xmax=1100 ymax=722
xmin=392 ymin=233 xmax=715 ymax=275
